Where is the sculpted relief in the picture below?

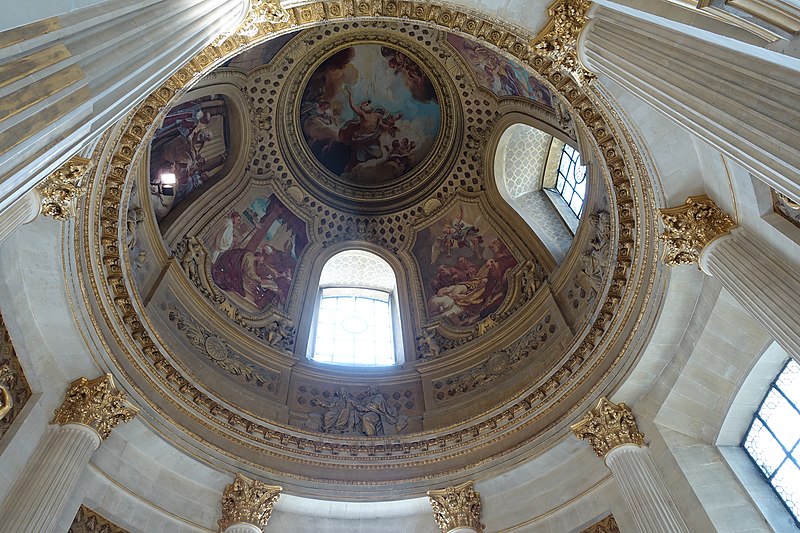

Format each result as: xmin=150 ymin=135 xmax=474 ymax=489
xmin=304 ymin=387 xmax=408 ymax=436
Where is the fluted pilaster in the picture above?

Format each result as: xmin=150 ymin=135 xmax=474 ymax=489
xmin=0 ymin=374 xmax=136 ymax=533
xmin=0 ymin=0 xmax=247 ymax=215
xmin=583 ymin=1 xmax=800 ymax=199
xmin=572 ymin=398 xmax=688 ymax=533
xmin=700 ymin=228 xmax=800 ymax=362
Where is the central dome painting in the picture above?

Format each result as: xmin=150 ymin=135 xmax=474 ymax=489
xmin=299 ymin=44 xmax=441 ymax=183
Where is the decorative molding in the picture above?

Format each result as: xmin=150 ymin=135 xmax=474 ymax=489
xmin=0 ymin=315 xmax=31 ymax=437
xmin=533 ymin=0 xmax=595 ymax=84
xmin=52 ymin=374 xmax=138 ymax=440
xmin=580 ymin=514 xmax=619 ymax=533
xmin=659 ymin=194 xmax=736 ymax=266
xmin=36 ymin=156 xmax=92 ymax=221
xmin=218 ymin=474 xmax=282 ymax=531
xmin=68 ymin=505 xmax=130 ymax=533
xmin=163 ymin=301 xmax=281 ymax=392
xmin=570 ymin=397 xmax=644 ymax=458
xmin=427 ymin=480 xmax=484 ymax=533
xmin=772 ymin=188 xmax=800 ymax=229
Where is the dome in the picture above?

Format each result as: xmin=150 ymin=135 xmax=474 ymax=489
xmin=2 ymin=0 xmax=797 ymax=531
xmin=80 ymin=16 xmax=660 ymax=499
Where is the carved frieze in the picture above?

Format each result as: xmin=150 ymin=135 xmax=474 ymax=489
xmin=0 ymin=316 xmax=31 ymax=438
xmin=303 ymin=387 xmax=409 ymax=436
xmin=163 ymin=302 xmax=281 ymax=391
xmin=69 ymin=505 xmax=129 ymax=533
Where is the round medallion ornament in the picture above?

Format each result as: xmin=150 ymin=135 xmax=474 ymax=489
xmin=204 ymin=336 xmax=229 ymax=362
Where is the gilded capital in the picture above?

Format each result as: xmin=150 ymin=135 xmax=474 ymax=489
xmin=218 ymin=474 xmax=282 ymax=531
xmin=427 ymin=480 xmax=484 ymax=533
xmin=533 ymin=0 xmax=595 ymax=83
xmin=37 ymin=156 xmax=92 ymax=221
xmin=571 ymin=397 xmax=644 ymax=458
xmin=659 ymin=194 xmax=736 ymax=266
xmin=52 ymin=374 xmax=138 ymax=440
xmin=238 ymin=0 xmax=289 ymax=37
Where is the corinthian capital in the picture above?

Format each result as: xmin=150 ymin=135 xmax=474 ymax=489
xmin=52 ymin=374 xmax=138 ymax=440
xmin=36 ymin=156 xmax=92 ymax=221
xmin=659 ymin=195 xmax=736 ymax=266
xmin=218 ymin=474 xmax=282 ymax=531
xmin=571 ymin=397 xmax=644 ymax=458
xmin=533 ymin=0 xmax=595 ymax=83
xmin=427 ymin=480 xmax=484 ymax=533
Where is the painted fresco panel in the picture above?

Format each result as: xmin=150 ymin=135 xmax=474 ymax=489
xmin=413 ymin=203 xmax=519 ymax=327
xmin=149 ymin=95 xmax=231 ymax=220
xmin=300 ymin=44 xmax=440 ymax=183
xmin=204 ymin=194 xmax=309 ymax=311
xmin=447 ymin=34 xmax=553 ymax=107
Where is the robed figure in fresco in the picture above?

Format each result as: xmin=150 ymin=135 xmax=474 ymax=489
xmin=210 ymin=198 xmax=307 ymax=310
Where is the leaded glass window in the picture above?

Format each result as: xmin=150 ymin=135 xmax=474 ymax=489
xmin=742 ymin=359 xmax=800 ymax=525
xmin=549 ymin=144 xmax=587 ymax=218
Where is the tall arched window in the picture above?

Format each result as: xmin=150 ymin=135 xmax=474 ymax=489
xmin=309 ymin=250 xmax=402 ymax=366
xmin=742 ymin=359 xmax=800 ymax=525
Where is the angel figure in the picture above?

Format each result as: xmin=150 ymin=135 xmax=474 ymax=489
xmin=431 ymin=206 xmax=484 ymax=263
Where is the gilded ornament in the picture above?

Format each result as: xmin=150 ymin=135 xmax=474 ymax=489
xmin=36 ymin=156 xmax=92 ymax=220
xmin=580 ymin=514 xmax=619 ymax=533
xmin=570 ymin=397 xmax=644 ymax=458
xmin=427 ymin=480 xmax=484 ymax=533
xmin=0 ymin=363 xmax=13 ymax=420
xmin=52 ymin=374 xmax=138 ymax=440
xmin=533 ymin=0 xmax=595 ymax=84
xmin=70 ymin=505 xmax=129 ymax=533
xmin=659 ymin=195 xmax=736 ymax=266
xmin=218 ymin=474 xmax=282 ymax=531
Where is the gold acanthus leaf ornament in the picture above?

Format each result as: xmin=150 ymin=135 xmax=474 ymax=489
xmin=52 ymin=374 xmax=138 ymax=440
xmin=36 ymin=156 xmax=92 ymax=221
xmin=570 ymin=397 xmax=644 ymax=458
xmin=238 ymin=0 xmax=290 ymax=37
xmin=427 ymin=480 xmax=484 ymax=533
xmin=659 ymin=194 xmax=736 ymax=267
xmin=533 ymin=0 xmax=595 ymax=84
xmin=0 ymin=364 xmax=14 ymax=420
xmin=218 ymin=474 xmax=282 ymax=531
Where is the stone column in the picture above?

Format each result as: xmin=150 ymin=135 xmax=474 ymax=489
xmin=427 ymin=480 xmax=484 ymax=533
xmin=0 ymin=0 xmax=254 ymax=215
xmin=582 ymin=1 xmax=800 ymax=199
xmin=572 ymin=398 xmax=689 ymax=533
xmin=218 ymin=474 xmax=282 ymax=533
xmin=0 ymin=374 xmax=137 ymax=533
xmin=660 ymin=195 xmax=800 ymax=362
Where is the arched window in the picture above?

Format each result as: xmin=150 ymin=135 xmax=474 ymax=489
xmin=549 ymin=143 xmax=587 ymax=219
xmin=742 ymin=359 xmax=800 ymax=525
xmin=309 ymin=250 xmax=402 ymax=366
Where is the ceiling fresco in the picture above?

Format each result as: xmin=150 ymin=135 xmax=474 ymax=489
xmin=447 ymin=33 xmax=554 ymax=106
xmin=299 ymin=43 xmax=441 ymax=184
xmin=149 ymin=95 xmax=232 ymax=221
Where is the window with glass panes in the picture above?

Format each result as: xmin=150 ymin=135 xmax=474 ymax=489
xmin=550 ymin=144 xmax=587 ymax=218
xmin=312 ymin=287 xmax=395 ymax=366
xmin=742 ymin=359 xmax=800 ymax=525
